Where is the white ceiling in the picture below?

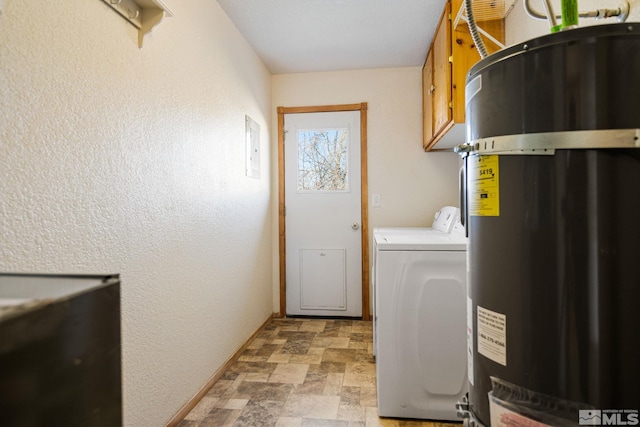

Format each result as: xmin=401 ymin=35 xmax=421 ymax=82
xmin=216 ymin=0 xmax=448 ymax=74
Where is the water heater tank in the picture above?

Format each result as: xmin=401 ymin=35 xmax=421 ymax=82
xmin=460 ymin=23 xmax=640 ymax=426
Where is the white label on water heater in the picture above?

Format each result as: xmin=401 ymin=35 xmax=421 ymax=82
xmin=477 ymin=305 xmax=507 ymax=366
xmin=467 ymin=296 xmax=474 ymax=386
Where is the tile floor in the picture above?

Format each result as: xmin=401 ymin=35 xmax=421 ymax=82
xmin=177 ymin=318 xmax=460 ymax=427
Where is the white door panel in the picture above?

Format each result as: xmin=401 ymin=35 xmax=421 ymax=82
xmin=300 ymin=249 xmax=346 ymax=310
xmin=285 ymin=111 xmax=362 ymax=317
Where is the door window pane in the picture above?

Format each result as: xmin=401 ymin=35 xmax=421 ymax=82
xmin=297 ymin=128 xmax=349 ymax=191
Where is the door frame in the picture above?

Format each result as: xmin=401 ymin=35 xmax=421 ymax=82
xmin=277 ymin=103 xmax=370 ymax=320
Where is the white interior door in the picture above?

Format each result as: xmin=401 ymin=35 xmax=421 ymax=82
xmin=285 ymin=111 xmax=362 ymax=317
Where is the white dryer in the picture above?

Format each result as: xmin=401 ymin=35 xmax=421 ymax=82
xmin=373 ymin=220 xmax=467 ymax=421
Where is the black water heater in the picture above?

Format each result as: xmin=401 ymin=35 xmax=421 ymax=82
xmin=459 ymin=23 xmax=640 ymax=426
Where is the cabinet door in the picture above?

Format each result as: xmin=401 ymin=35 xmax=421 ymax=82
xmin=432 ymin=2 xmax=452 ymax=138
xmin=422 ymin=48 xmax=434 ymax=149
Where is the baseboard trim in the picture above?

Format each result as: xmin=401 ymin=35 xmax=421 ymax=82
xmin=165 ymin=313 xmax=277 ymax=427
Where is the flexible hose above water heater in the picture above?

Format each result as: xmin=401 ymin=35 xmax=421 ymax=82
xmin=464 ymin=0 xmax=489 ymax=58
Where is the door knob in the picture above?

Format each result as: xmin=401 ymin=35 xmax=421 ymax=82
xmin=352 ymin=222 xmax=360 ymax=230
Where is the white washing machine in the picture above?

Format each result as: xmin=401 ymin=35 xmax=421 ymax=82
xmin=373 ymin=218 xmax=467 ymax=421
xmin=370 ymin=206 xmax=459 ymax=340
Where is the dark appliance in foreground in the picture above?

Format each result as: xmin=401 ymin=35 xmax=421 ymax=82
xmin=0 ymin=273 xmax=122 ymax=426
xmin=457 ymin=23 xmax=640 ymax=426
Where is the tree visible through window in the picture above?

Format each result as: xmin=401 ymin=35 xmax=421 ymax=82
xmin=297 ymin=128 xmax=349 ymax=191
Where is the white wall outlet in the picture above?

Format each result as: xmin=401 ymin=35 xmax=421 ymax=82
xmin=372 ymin=193 xmax=381 ymax=207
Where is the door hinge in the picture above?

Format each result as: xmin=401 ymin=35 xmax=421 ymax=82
xmin=449 ymin=102 xmax=453 ymax=109
xmin=449 ymin=56 xmax=453 ymax=63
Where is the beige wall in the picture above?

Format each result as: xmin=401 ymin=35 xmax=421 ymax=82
xmin=0 ymin=1 xmax=272 ymax=425
xmin=271 ymin=68 xmax=462 ymax=312
xmin=506 ymin=0 xmax=640 ymax=44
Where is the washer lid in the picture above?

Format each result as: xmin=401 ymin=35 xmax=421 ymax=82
xmin=374 ymin=229 xmax=467 ymax=251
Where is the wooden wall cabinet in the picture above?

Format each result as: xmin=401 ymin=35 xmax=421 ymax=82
xmin=422 ymin=0 xmax=505 ymax=151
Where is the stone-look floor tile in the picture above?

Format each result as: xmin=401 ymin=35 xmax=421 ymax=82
xmin=269 ymin=353 xmax=293 ymax=363
xmin=343 ymin=364 xmax=376 ymax=388
xmin=277 ymin=417 xmax=304 ymax=427
xmin=199 ymin=408 xmax=241 ymax=427
xmin=323 ymin=372 xmax=344 ymax=396
xmin=339 ymin=386 xmax=361 ymax=406
xmin=365 ymin=407 xmax=402 ymax=427
xmin=349 ymin=341 xmax=369 ymax=350
xmin=396 ymin=421 xmax=422 ymax=427
xmin=220 ymin=370 xmax=241 ymax=381
xmin=316 ymin=329 xmax=341 ymax=338
xmin=355 ymin=349 xmax=375 ymax=364
xmin=282 ymin=339 xmax=313 ymax=354
xmin=348 ymin=421 xmax=365 ymax=427
xmin=182 ymin=396 xmax=219 ymax=421
xmin=311 ymin=337 xmax=350 ymax=349
xmin=359 ymin=387 xmax=377 ymax=407
xmin=301 ymin=419 xmax=350 ymax=427
xmin=269 ymin=363 xmax=310 ymax=384
xmin=222 ymin=373 xmax=248 ymax=398
xmin=299 ymin=321 xmax=327 ymax=332
xmin=309 ymin=362 xmax=347 ymax=374
xmin=245 ymin=372 xmax=270 ymax=382
xmin=232 ymin=381 xmax=295 ymax=401
xmin=238 ymin=355 xmax=270 ymax=362
xmin=222 ymin=398 xmax=249 ymax=410
xmin=258 ymin=343 xmax=286 ymax=356
xmin=349 ymin=333 xmax=371 ymax=343
xmin=351 ymin=322 xmax=372 ymax=334
xmin=307 ymin=347 xmax=325 ymax=355
xmin=323 ymin=348 xmax=358 ymax=363
xmin=247 ymin=338 xmax=267 ymax=350
xmin=256 ymin=329 xmax=277 ymax=340
xmin=281 ymin=394 xmax=341 ymax=419
xmin=280 ymin=324 xmax=303 ymax=332
xmin=206 ymin=379 xmax=234 ymax=397
xmin=176 ymin=420 xmax=198 ymax=427
xmin=338 ymin=404 xmax=366 ymax=422
xmin=278 ymin=331 xmax=318 ymax=341
xmin=226 ymin=361 xmax=277 ymax=375
xmin=290 ymin=353 xmax=323 ymax=364
xmin=274 ymin=319 xmax=303 ymax=326
xmin=334 ymin=320 xmax=354 ymax=328
xmin=294 ymin=370 xmax=328 ymax=395
xmin=262 ymin=322 xmax=280 ymax=331
xmin=234 ymin=399 xmax=285 ymax=426
xmin=272 ymin=338 xmax=288 ymax=345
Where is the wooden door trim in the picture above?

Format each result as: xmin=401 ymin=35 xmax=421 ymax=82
xmin=277 ymin=103 xmax=370 ymax=320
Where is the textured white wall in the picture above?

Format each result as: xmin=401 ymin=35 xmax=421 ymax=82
xmin=0 ymin=1 xmax=272 ymax=426
xmin=506 ymin=0 xmax=640 ymax=45
xmin=271 ymin=68 xmax=461 ymax=311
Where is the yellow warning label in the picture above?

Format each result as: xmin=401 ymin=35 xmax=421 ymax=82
xmin=469 ymin=155 xmax=500 ymax=216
